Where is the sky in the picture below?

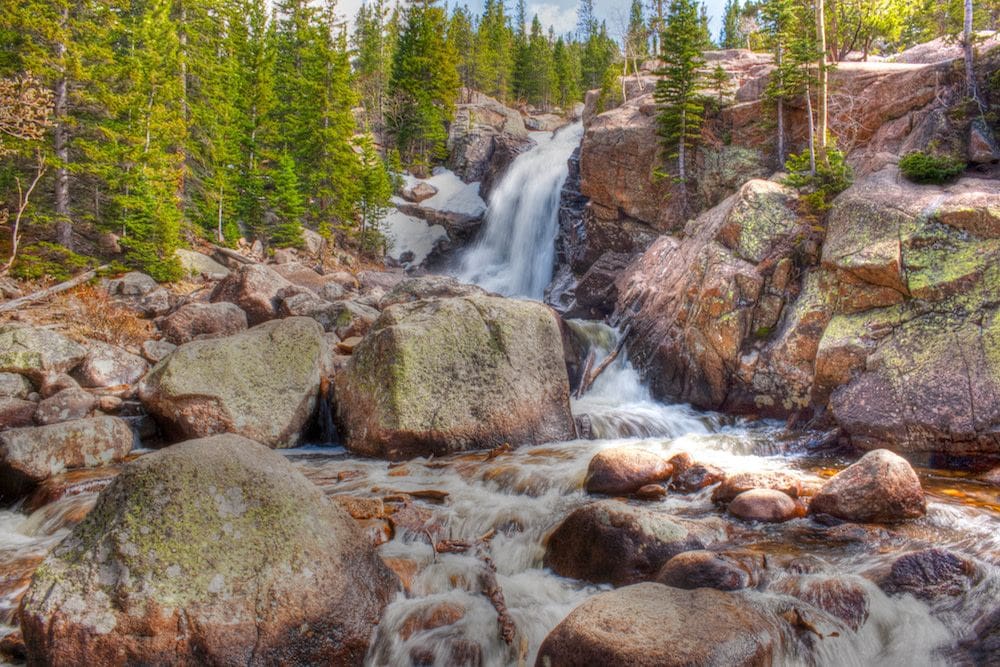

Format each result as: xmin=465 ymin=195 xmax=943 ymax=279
xmin=331 ymin=0 xmax=728 ymax=44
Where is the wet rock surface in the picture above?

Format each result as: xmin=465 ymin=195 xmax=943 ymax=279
xmin=810 ymin=449 xmax=926 ymax=523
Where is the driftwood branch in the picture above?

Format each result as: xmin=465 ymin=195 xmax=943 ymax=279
xmin=210 ymin=244 xmax=254 ymax=266
xmin=576 ymin=325 xmax=631 ymax=397
xmin=573 ymin=348 xmax=597 ymax=400
xmin=0 ymin=265 xmax=108 ymax=314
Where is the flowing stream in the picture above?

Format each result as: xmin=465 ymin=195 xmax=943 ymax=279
xmin=1 ymin=126 xmax=999 ymax=667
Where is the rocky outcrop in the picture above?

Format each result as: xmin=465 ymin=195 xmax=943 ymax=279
xmin=535 ymin=583 xmax=781 ymax=667
xmin=139 ymin=317 xmax=324 ymax=448
xmin=616 ymin=165 xmax=1000 ymax=454
xmin=447 ymin=90 xmax=531 ymax=199
xmin=616 ymin=179 xmax=809 ymax=413
xmin=19 ymin=434 xmax=398 ymax=665
xmin=0 ymin=416 xmax=133 ymax=499
xmin=335 ymin=294 xmax=574 ymax=459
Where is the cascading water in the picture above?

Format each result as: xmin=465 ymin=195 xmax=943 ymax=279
xmin=457 ymin=123 xmax=584 ymax=299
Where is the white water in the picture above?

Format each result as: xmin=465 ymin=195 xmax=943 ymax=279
xmin=457 ymin=124 xmax=584 ymax=299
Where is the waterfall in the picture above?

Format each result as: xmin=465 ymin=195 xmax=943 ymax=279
xmin=457 ymin=123 xmax=584 ymax=299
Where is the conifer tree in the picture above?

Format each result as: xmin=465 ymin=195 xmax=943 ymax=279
xmin=270 ymin=151 xmax=305 ymax=248
xmin=448 ymin=5 xmax=477 ymax=96
xmin=511 ymin=0 xmax=531 ymax=101
xmin=626 ymin=0 xmax=649 ymax=62
xmin=476 ymin=0 xmax=514 ymax=100
xmin=354 ymin=131 xmax=392 ymax=255
xmin=654 ymin=0 xmax=706 ymax=192
xmin=524 ymin=15 xmax=554 ymax=107
xmin=353 ymin=0 xmax=393 ymax=136
xmin=552 ymin=36 xmax=581 ymax=109
xmin=720 ymin=0 xmax=742 ymax=48
xmin=388 ymin=0 xmax=458 ymax=169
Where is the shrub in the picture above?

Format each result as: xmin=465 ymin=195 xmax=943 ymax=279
xmin=783 ymin=147 xmax=853 ymax=212
xmin=64 ymin=284 xmax=152 ymax=348
xmin=898 ymin=151 xmax=966 ymax=184
xmin=11 ymin=242 xmax=94 ymax=281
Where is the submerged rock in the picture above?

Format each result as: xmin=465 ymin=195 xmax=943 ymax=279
xmin=335 ymin=294 xmax=574 ymax=459
xmin=535 ymin=583 xmax=779 ymax=666
xmin=0 ymin=416 xmax=133 ymax=499
xmin=543 ymin=500 xmax=706 ymax=586
xmin=771 ymin=575 xmax=871 ymax=631
xmin=139 ymin=317 xmax=324 ymax=448
xmin=19 ymin=434 xmax=399 ymax=666
xmin=809 ymin=449 xmax=926 ymax=523
xmin=656 ymin=549 xmax=764 ymax=591
xmin=584 ymin=446 xmax=673 ymax=495
xmin=728 ymin=488 xmax=803 ymax=523
xmin=877 ymin=548 xmax=979 ymax=600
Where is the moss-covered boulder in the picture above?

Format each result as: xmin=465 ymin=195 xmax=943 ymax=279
xmin=139 ymin=317 xmax=324 ymax=448
xmin=0 ymin=325 xmax=86 ymax=381
xmin=335 ymin=294 xmax=574 ymax=459
xmin=19 ymin=434 xmax=399 ymax=666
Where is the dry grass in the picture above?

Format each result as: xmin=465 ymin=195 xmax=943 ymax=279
xmin=61 ymin=285 xmax=152 ymax=349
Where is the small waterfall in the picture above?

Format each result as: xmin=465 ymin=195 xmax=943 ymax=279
xmin=458 ymin=123 xmax=584 ymax=299
xmin=567 ymin=320 xmax=725 ymax=440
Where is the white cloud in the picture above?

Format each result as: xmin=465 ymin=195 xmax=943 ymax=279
xmin=528 ymin=2 xmax=579 ymax=36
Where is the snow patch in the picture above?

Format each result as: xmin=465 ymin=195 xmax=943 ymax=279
xmin=401 ymin=169 xmax=486 ymax=218
xmin=380 ymin=210 xmax=447 ymax=267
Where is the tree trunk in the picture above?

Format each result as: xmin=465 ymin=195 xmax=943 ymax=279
xmin=816 ymin=0 xmax=828 ymax=163
xmin=54 ymin=5 xmax=71 ymax=249
xmin=776 ymin=45 xmax=785 ymax=166
xmin=806 ymin=86 xmax=816 ymax=176
xmin=678 ymin=107 xmax=686 ymax=182
xmin=965 ymin=0 xmax=982 ymax=108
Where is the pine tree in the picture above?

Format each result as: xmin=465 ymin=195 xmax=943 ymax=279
xmin=388 ymin=0 xmax=458 ymax=169
xmin=697 ymin=3 xmax=714 ymax=48
xmin=229 ymin=0 xmax=276 ymax=243
xmin=654 ymin=0 xmax=706 ymax=192
xmin=720 ymin=0 xmax=742 ymax=48
xmin=313 ymin=14 xmax=362 ymax=235
xmin=354 ymin=131 xmax=392 ymax=255
xmin=552 ymin=36 xmax=581 ymax=109
xmin=524 ymin=15 xmax=554 ymax=107
xmin=353 ymin=0 xmax=393 ymax=136
xmin=761 ymin=0 xmax=806 ymax=165
xmin=270 ymin=151 xmax=305 ymax=248
xmin=115 ymin=0 xmax=186 ymax=280
xmin=511 ymin=0 xmax=531 ymax=101
xmin=626 ymin=0 xmax=649 ymax=63
xmin=476 ymin=0 xmax=514 ymax=100
xmin=448 ymin=5 xmax=477 ymax=96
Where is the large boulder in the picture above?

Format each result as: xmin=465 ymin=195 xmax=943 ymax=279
xmin=19 ymin=434 xmax=398 ymax=665
xmin=535 ymin=583 xmax=780 ymax=667
xmin=175 ymin=248 xmax=229 ymax=279
xmin=335 ymin=294 xmax=574 ymax=459
xmin=0 ymin=416 xmax=133 ymax=499
xmin=209 ymin=263 xmax=296 ymax=325
xmin=0 ymin=325 xmax=86 ymax=381
xmin=158 ymin=301 xmax=249 ymax=344
xmin=33 ymin=388 xmax=96 ymax=425
xmin=0 ymin=372 xmax=33 ymax=399
xmin=809 ymin=449 xmax=926 ymax=523
xmin=543 ymin=500 xmax=709 ymax=586
xmin=139 ymin=318 xmax=324 ymax=448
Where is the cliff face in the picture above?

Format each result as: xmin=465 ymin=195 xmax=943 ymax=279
xmin=599 ymin=44 xmax=1000 ymax=456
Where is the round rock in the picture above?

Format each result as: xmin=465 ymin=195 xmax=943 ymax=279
xmin=584 ymin=446 xmax=673 ymax=495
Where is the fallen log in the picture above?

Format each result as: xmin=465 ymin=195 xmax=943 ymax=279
xmin=0 ymin=265 xmax=108 ymax=315
xmin=210 ymin=244 xmax=255 ymax=266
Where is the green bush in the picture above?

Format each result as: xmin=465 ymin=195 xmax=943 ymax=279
xmin=898 ymin=151 xmax=966 ymax=184
xmin=11 ymin=242 xmax=95 ymax=281
xmin=782 ymin=147 xmax=853 ymax=212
